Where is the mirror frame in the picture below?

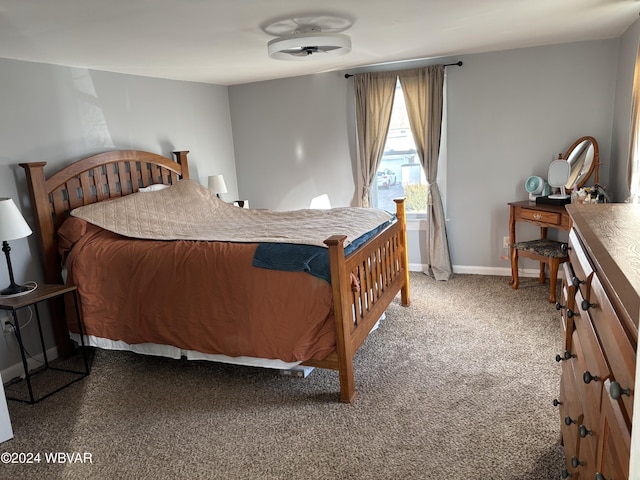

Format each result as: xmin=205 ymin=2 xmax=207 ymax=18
xmin=563 ymin=136 xmax=599 ymax=190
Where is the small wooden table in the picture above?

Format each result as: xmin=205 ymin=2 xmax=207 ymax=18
xmin=0 ymin=284 xmax=90 ymax=404
xmin=508 ymin=201 xmax=572 ymax=303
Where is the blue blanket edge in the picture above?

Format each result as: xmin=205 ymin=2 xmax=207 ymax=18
xmin=251 ymin=216 xmax=395 ymax=284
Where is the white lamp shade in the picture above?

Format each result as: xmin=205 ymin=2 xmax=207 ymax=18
xmin=0 ymin=198 xmax=32 ymax=241
xmin=208 ymin=175 xmax=228 ymax=195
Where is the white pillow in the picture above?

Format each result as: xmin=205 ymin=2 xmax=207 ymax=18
xmin=139 ymin=184 xmax=170 ymax=192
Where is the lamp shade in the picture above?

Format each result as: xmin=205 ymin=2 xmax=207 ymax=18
xmin=0 ymin=198 xmax=32 ymax=241
xmin=208 ymin=175 xmax=228 ymax=195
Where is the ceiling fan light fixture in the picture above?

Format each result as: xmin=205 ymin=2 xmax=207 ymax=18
xmin=268 ymin=32 xmax=351 ymax=60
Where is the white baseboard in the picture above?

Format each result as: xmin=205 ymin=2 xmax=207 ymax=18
xmin=1 ymin=346 xmax=59 ymax=385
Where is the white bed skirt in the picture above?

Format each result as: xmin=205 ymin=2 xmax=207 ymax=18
xmin=69 ymin=333 xmax=303 ymax=369
xmin=69 ymin=313 xmax=383 ymax=371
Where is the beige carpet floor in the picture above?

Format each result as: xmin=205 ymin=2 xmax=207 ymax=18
xmin=3 ymin=273 xmax=564 ymax=479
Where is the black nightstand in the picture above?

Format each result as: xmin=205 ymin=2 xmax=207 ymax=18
xmin=0 ymin=284 xmax=90 ymax=404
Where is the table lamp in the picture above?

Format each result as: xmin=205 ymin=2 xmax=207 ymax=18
xmin=208 ymin=175 xmax=228 ymax=198
xmin=0 ymin=198 xmax=33 ymax=296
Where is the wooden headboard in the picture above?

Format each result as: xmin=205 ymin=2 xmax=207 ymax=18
xmin=20 ymin=150 xmax=190 ymax=285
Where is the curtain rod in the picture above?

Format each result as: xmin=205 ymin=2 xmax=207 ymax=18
xmin=343 ymin=61 xmax=462 ymax=79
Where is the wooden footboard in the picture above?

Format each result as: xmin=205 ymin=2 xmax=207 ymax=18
xmin=303 ymin=198 xmax=410 ymax=403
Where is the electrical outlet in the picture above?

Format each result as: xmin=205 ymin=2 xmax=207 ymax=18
xmin=3 ymin=320 xmax=13 ymax=335
xmin=503 ymin=236 xmax=511 ymax=249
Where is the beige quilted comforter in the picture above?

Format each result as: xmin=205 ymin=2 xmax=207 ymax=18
xmin=70 ymin=179 xmax=392 ymax=246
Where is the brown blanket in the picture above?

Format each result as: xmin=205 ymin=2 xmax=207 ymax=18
xmin=63 ymin=219 xmax=336 ymax=362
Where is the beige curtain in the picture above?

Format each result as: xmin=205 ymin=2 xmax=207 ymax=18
xmin=399 ymin=65 xmax=453 ymax=281
xmin=628 ymin=42 xmax=640 ymax=201
xmin=354 ymin=72 xmax=397 ymax=207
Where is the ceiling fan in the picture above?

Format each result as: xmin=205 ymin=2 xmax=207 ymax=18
xmin=264 ymin=15 xmax=353 ymax=60
xmin=281 ymin=44 xmax=336 ymax=58
xmin=292 ymin=46 xmax=320 ymax=57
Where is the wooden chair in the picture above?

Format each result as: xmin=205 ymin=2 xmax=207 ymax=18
xmin=510 ymin=238 xmax=569 ymax=303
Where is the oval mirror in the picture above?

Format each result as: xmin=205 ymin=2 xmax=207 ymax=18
xmin=563 ymin=136 xmax=599 ymax=190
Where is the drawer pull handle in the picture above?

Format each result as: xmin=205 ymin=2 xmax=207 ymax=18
xmin=609 ymin=381 xmax=631 ymax=400
xmin=581 ymin=299 xmax=596 ymax=311
xmin=553 ymin=399 xmax=562 ymax=407
xmin=572 ymin=276 xmax=584 ymax=288
xmin=594 ymin=474 xmax=607 ymax=480
xmin=561 ymin=468 xmax=571 ymax=479
xmin=583 ymin=370 xmax=600 ymax=384
xmin=564 ymin=415 xmax=577 ymax=426
xmin=533 ymin=213 xmax=542 ymax=220
xmin=570 ymin=456 xmax=584 ymax=468
xmin=578 ymin=424 xmax=592 ymax=438
xmin=556 ymin=351 xmax=576 ymax=362
xmin=555 ymin=302 xmax=575 ymax=317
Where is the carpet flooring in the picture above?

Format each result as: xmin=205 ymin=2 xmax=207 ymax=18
xmin=2 ymin=273 xmax=565 ymax=479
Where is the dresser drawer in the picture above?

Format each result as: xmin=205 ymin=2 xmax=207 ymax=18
xmin=585 ymin=274 xmax=635 ymax=423
xmin=559 ymin=361 xmax=581 ymax=468
xmin=573 ymin=294 xmax=610 ymax=415
xmin=560 ymin=262 xmax=576 ymax=351
xmin=576 ymin=401 xmax=599 ymax=479
xmin=563 ymin=331 xmax=599 ymax=479
xmin=520 ymin=207 xmax=561 ymax=225
xmin=597 ymin=379 xmax=631 ymax=480
xmin=568 ymin=229 xmax=593 ymax=296
xmin=560 ymin=353 xmax=599 ymax=479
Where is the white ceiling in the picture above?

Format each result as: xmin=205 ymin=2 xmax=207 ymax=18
xmin=0 ymin=0 xmax=638 ymax=86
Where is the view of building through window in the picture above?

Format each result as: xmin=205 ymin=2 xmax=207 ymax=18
xmin=372 ymin=80 xmax=428 ymax=214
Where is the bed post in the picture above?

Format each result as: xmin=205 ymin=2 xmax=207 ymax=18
xmin=394 ymin=198 xmax=410 ymax=306
xmin=172 ymin=151 xmax=190 ymax=179
xmin=20 ymin=161 xmax=74 ymax=357
xmin=20 ymin=162 xmax=58 ymax=280
xmin=324 ymin=234 xmax=358 ymax=403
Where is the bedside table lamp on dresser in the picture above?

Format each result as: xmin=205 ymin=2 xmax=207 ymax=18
xmin=208 ymin=174 xmax=248 ymax=208
xmin=0 ymin=198 xmax=35 ymax=296
xmin=208 ymin=174 xmax=227 ymax=199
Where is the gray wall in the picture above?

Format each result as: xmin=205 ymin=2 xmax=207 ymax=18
xmin=447 ymin=40 xmax=618 ymax=270
xmin=229 ymin=73 xmax=357 ymax=211
xmin=611 ymin=18 xmax=640 ymax=202
xmin=0 ymin=58 xmax=237 ymax=372
xmin=229 ymin=39 xmax=620 ymax=273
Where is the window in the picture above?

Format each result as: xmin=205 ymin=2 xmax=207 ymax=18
xmin=372 ymin=79 xmax=447 ymax=215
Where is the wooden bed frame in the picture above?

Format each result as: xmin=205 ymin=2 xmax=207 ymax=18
xmin=20 ymin=149 xmax=410 ymax=403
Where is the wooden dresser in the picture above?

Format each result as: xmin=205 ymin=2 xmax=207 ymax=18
xmin=557 ymin=204 xmax=638 ymax=479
